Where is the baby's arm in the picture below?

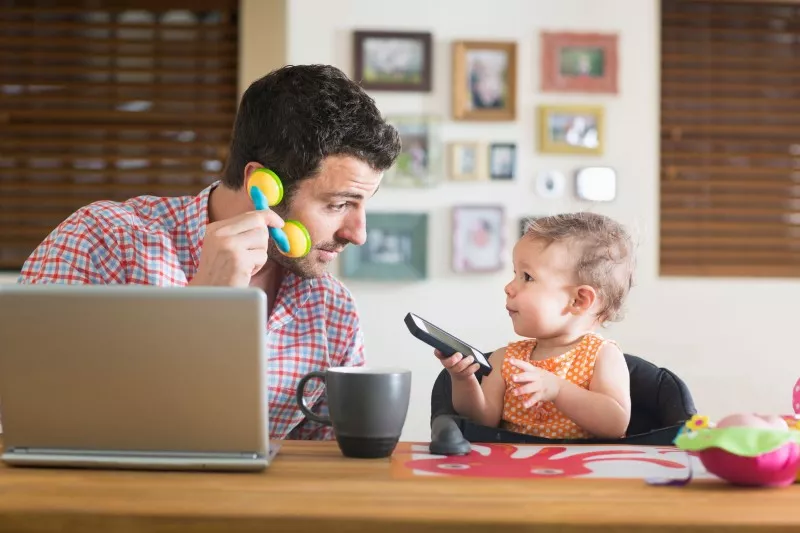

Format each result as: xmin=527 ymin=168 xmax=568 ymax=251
xmin=446 ymin=348 xmax=507 ymax=427
xmin=552 ymin=342 xmax=631 ymax=438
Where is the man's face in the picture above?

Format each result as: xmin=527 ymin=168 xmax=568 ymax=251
xmin=270 ymin=155 xmax=382 ymax=278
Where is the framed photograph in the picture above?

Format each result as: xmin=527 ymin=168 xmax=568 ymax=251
xmin=519 ymin=216 xmax=541 ymax=237
xmin=384 ymin=115 xmax=442 ymax=187
xmin=538 ymin=104 xmax=604 ymax=155
xmin=489 ymin=143 xmax=516 ymax=180
xmin=448 ymin=141 xmax=487 ymax=181
xmin=340 ymin=213 xmax=428 ymax=280
xmin=353 ymin=30 xmax=432 ymax=92
xmin=540 ymin=31 xmax=618 ymax=94
xmin=452 ymin=40 xmax=517 ymax=121
xmin=452 ymin=205 xmax=505 ymax=273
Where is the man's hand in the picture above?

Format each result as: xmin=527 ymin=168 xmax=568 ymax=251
xmin=189 ymin=210 xmax=284 ymax=287
xmin=507 ymin=358 xmax=564 ymax=407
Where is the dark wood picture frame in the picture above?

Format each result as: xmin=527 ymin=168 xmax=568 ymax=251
xmin=540 ymin=31 xmax=618 ymax=94
xmin=353 ymin=30 xmax=432 ymax=92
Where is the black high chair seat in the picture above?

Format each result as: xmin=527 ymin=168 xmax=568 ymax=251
xmin=429 ymin=352 xmax=697 ymax=454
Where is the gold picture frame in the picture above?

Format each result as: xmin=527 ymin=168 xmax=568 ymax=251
xmin=537 ymin=104 xmax=604 ymax=155
xmin=452 ymin=41 xmax=517 ymax=121
xmin=447 ymin=141 xmax=487 ymax=181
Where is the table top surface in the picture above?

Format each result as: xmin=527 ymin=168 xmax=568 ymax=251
xmin=1 ymin=439 xmax=799 ymax=533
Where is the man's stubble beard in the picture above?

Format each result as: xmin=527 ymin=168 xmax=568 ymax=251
xmin=267 ymin=239 xmax=321 ymax=279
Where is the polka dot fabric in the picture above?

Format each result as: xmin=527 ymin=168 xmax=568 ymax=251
xmin=500 ymin=333 xmax=613 ymax=439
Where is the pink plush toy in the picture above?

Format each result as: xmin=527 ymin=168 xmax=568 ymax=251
xmin=794 ymin=377 xmax=800 ymax=414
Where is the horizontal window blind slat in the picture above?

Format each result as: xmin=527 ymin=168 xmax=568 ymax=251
xmin=662 ymin=180 xmax=800 ymax=193
xmin=0 ymin=181 xmax=215 ymax=193
xmin=662 ymin=235 xmax=800 ymax=248
xmin=662 ymin=193 xmax=800 ymax=206
xmin=0 ymin=65 xmax=238 ymax=77
xmin=5 ymin=110 xmax=233 ymax=126
xmin=661 ymin=265 xmax=800 ymax=278
xmin=661 ymin=165 xmax=798 ymax=177
xmin=3 ymin=0 xmax=239 ymax=12
xmin=0 ymin=48 xmax=235 ymax=62
xmin=0 ymin=20 xmax=238 ymax=36
xmin=662 ymin=206 xmax=799 ymax=216
xmin=0 ymin=35 xmax=236 ymax=50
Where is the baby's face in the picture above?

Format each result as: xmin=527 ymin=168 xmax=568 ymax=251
xmin=504 ymin=237 xmax=583 ymax=338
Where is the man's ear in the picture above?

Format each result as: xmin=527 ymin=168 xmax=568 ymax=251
xmin=243 ymin=161 xmax=265 ymax=187
xmin=569 ymin=285 xmax=597 ymax=315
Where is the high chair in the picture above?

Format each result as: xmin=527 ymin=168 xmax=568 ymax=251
xmin=429 ymin=352 xmax=697 ymax=455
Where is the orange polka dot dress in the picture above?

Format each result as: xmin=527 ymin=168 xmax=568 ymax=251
xmin=501 ymin=333 xmax=612 ymax=439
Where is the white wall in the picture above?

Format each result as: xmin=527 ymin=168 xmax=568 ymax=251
xmin=289 ymin=0 xmax=800 ymax=441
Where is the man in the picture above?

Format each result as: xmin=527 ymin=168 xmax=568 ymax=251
xmin=18 ymin=64 xmax=402 ymax=440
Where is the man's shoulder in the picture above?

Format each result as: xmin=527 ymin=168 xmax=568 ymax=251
xmin=315 ymin=272 xmax=357 ymax=305
xmin=69 ymin=194 xmax=194 ymax=235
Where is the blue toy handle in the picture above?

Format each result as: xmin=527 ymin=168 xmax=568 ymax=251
xmin=269 ymin=227 xmax=291 ymax=254
xmin=250 ymin=185 xmax=290 ymax=254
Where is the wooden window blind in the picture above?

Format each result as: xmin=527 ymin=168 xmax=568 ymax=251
xmin=0 ymin=0 xmax=239 ymax=270
xmin=661 ymin=0 xmax=800 ymax=277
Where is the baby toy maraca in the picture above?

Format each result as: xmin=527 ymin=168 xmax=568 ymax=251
xmin=246 ymin=168 xmax=311 ymax=258
xmin=675 ymin=413 xmax=800 ymax=487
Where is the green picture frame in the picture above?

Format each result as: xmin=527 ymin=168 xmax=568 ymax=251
xmin=340 ymin=213 xmax=428 ymax=280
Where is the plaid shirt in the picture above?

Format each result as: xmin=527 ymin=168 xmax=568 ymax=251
xmin=18 ymin=182 xmax=365 ymax=441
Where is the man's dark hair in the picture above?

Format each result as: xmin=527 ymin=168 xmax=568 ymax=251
xmin=222 ymin=64 xmax=401 ymax=200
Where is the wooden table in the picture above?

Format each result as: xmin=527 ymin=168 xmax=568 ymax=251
xmin=1 ymin=439 xmax=799 ymax=532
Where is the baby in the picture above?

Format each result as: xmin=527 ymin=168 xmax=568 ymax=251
xmin=436 ymin=212 xmax=636 ymax=439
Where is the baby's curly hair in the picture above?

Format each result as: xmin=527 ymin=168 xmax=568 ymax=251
xmin=523 ymin=212 xmax=636 ymax=323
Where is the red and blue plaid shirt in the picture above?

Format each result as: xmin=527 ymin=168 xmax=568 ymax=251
xmin=18 ymin=182 xmax=365 ymax=441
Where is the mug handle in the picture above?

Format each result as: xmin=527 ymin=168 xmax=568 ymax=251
xmin=295 ymin=371 xmax=331 ymax=426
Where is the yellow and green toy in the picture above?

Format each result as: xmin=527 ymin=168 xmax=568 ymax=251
xmin=246 ymin=168 xmax=312 ymax=259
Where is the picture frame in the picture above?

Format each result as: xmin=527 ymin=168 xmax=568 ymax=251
xmin=353 ymin=30 xmax=432 ymax=92
xmin=447 ymin=141 xmax=487 ymax=181
xmin=538 ymin=104 xmax=604 ymax=155
xmin=540 ymin=31 xmax=618 ymax=94
xmin=452 ymin=205 xmax=505 ymax=273
xmin=452 ymin=40 xmax=517 ymax=121
xmin=340 ymin=213 xmax=428 ymax=281
xmin=384 ymin=115 xmax=442 ymax=187
xmin=489 ymin=143 xmax=516 ymax=180
xmin=519 ymin=216 xmax=537 ymax=237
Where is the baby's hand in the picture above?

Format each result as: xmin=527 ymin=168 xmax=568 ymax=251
xmin=508 ymin=358 xmax=563 ymax=407
xmin=434 ymin=349 xmax=480 ymax=382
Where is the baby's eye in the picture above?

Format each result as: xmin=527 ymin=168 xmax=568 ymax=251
xmin=523 ymin=273 xmax=534 ymax=282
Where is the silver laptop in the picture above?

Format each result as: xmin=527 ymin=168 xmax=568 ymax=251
xmin=0 ymin=284 xmax=274 ymax=472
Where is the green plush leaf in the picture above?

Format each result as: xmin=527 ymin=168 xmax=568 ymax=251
xmin=675 ymin=427 xmax=800 ymax=457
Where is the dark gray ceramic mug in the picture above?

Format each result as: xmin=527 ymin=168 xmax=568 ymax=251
xmin=295 ymin=367 xmax=411 ymax=458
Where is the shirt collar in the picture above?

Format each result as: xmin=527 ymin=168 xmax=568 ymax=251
xmin=185 ymin=181 xmax=218 ymax=272
xmin=269 ymin=270 xmax=315 ymax=331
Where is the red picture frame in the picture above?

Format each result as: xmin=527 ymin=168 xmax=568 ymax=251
xmin=540 ymin=32 xmax=618 ymax=94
